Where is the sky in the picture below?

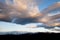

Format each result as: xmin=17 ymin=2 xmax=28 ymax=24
xmin=0 ymin=21 xmax=47 ymax=32
xmin=39 ymin=0 xmax=60 ymax=11
xmin=0 ymin=21 xmax=60 ymax=33
xmin=0 ymin=0 xmax=60 ymax=11
xmin=0 ymin=0 xmax=60 ymax=24
xmin=0 ymin=0 xmax=60 ymax=33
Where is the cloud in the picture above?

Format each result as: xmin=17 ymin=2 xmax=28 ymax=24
xmin=12 ymin=0 xmax=41 ymax=18
xmin=0 ymin=0 xmax=42 ymax=24
xmin=41 ymin=2 xmax=60 ymax=14
xmin=0 ymin=21 xmax=48 ymax=33
xmin=1 ymin=0 xmax=60 ymax=26
xmin=0 ymin=21 xmax=60 ymax=33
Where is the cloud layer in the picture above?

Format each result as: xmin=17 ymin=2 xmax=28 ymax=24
xmin=0 ymin=0 xmax=60 ymax=26
xmin=0 ymin=0 xmax=42 ymax=23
